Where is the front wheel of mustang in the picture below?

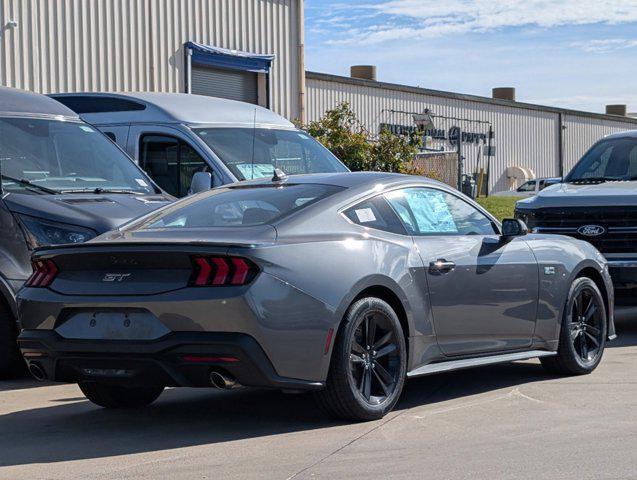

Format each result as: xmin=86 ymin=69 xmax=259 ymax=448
xmin=78 ymin=382 xmax=164 ymax=409
xmin=314 ymin=297 xmax=407 ymax=421
xmin=541 ymin=277 xmax=607 ymax=376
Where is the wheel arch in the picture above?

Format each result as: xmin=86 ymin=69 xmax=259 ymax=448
xmin=563 ymin=260 xmax=615 ymax=340
xmin=326 ymin=277 xmax=413 ymax=372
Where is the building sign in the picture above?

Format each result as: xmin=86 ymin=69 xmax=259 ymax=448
xmin=379 ymin=122 xmax=488 ymax=145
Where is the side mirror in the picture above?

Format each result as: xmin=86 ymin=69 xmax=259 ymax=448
xmin=501 ymin=218 xmax=528 ymax=238
xmin=189 ymin=171 xmax=212 ymax=195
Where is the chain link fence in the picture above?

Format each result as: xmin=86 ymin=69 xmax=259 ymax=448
xmin=408 ymin=152 xmax=459 ymax=188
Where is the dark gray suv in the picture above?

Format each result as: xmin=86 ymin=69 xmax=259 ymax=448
xmin=0 ymin=87 xmax=172 ymax=377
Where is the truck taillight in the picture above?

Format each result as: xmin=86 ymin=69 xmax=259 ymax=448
xmin=26 ymin=259 xmax=58 ymax=288
xmin=190 ymin=256 xmax=258 ymax=287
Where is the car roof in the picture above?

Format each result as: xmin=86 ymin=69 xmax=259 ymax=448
xmin=49 ymin=92 xmax=294 ymax=128
xmin=604 ymin=130 xmax=637 ymax=140
xmin=0 ymin=86 xmax=78 ymax=119
xmin=231 ymin=171 xmax=441 ymax=189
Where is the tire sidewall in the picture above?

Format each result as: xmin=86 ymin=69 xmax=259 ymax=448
xmin=562 ymin=277 xmax=607 ymax=372
xmin=339 ymin=298 xmax=407 ymax=418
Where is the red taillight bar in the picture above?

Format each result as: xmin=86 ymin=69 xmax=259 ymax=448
xmin=190 ymin=256 xmax=258 ymax=287
xmin=26 ymin=259 xmax=58 ymax=288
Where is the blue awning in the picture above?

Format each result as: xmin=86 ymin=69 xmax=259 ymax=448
xmin=186 ymin=42 xmax=275 ymax=73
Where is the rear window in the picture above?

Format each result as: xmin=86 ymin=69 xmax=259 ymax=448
xmin=137 ymin=183 xmax=344 ymax=229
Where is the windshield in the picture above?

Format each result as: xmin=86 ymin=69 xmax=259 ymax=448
xmin=567 ymin=137 xmax=637 ymax=182
xmin=194 ymin=127 xmax=348 ymax=181
xmin=136 ymin=183 xmax=344 ymax=229
xmin=0 ymin=117 xmax=155 ymax=194
xmin=516 ymin=180 xmax=536 ymax=192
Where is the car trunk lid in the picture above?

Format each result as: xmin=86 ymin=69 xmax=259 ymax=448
xmin=33 ymin=226 xmax=273 ymax=296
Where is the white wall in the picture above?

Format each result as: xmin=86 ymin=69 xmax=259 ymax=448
xmin=0 ymin=0 xmax=302 ymax=119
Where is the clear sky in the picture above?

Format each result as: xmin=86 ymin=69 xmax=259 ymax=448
xmin=305 ymin=0 xmax=637 ymax=114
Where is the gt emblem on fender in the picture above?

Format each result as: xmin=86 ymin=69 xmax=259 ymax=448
xmin=102 ymin=273 xmax=132 ymax=282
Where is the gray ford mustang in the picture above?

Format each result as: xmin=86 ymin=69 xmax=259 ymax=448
xmin=17 ymin=172 xmax=615 ymax=420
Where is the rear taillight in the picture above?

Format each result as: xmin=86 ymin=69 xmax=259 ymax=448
xmin=26 ymin=259 xmax=58 ymax=288
xmin=190 ymin=256 xmax=259 ymax=287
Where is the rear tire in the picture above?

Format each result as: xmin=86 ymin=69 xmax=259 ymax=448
xmin=541 ymin=277 xmax=607 ymax=375
xmin=79 ymin=382 xmax=164 ymax=409
xmin=314 ymin=297 xmax=407 ymax=421
xmin=0 ymin=302 xmax=26 ymax=379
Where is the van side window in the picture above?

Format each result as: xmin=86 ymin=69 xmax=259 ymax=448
xmin=140 ymin=135 xmax=207 ymax=197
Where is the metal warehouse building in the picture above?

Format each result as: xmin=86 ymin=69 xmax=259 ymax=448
xmin=2 ymin=0 xmax=637 ymax=192
xmin=0 ymin=0 xmax=305 ymax=121
xmin=306 ymin=70 xmax=637 ymax=192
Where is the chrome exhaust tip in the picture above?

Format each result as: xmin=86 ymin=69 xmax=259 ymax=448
xmin=28 ymin=362 xmax=47 ymax=382
xmin=209 ymin=370 xmax=238 ymax=389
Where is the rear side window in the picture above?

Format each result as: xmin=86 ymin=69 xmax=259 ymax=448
xmin=138 ymin=183 xmax=344 ymax=229
xmin=344 ymin=196 xmax=407 ymax=235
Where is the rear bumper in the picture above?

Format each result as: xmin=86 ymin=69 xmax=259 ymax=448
xmin=18 ymin=329 xmax=324 ymax=390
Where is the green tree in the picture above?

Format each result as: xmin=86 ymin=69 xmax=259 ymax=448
xmin=300 ymin=102 xmax=419 ymax=173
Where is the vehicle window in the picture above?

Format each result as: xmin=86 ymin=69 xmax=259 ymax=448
xmin=135 ymin=183 xmax=344 ymax=229
xmin=0 ymin=118 xmax=154 ymax=194
xmin=194 ymin=127 xmax=348 ymax=180
xmin=516 ymin=180 xmax=536 ymax=192
xmin=344 ymin=196 xmax=406 ymax=235
xmin=385 ymin=187 xmax=496 ymax=236
xmin=567 ymin=137 xmax=637 ymax=182
xmin=140 ymin=135 xmax=207 ymax=197
xmin=103 ymin=131 xmax=117 ymax=142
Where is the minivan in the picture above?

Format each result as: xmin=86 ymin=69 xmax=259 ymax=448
xmin=0 ymin=87 xmax=172 ymax=377
xmin=51 ymin=92 xmax=349 ymax=197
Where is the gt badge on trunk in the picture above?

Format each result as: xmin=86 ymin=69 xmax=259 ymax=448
xmin=102 ymin=273 xmax=132 ymax=282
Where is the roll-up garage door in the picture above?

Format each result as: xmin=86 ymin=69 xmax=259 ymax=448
xmin=191 ymin=66 xmax=258 ymax=104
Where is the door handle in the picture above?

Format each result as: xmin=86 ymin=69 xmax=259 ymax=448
xmin=429 ymin=259 xmax=456 ymax=274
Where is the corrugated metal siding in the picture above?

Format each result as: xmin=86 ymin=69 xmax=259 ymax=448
xmin=307 ymin=76 xmax=559 ymax=192
xmin=307 ymin=75 xmax=637 ymax=192
xmin=0 ymin=0 xmax=300 ymax=119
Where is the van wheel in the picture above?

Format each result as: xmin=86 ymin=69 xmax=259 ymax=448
xmin=314 ymin=297 xmax=407 ymax=421
xmin=79 ymin=382 xmax=164 ymax=409
xmin=0 ymin=303 xmax=26 ymax=379
xmin=541 ymin=277 xmax=607 ymax=375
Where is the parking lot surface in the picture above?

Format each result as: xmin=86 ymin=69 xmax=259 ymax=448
xmin=1 ymin=320 xmax=636 ymax=480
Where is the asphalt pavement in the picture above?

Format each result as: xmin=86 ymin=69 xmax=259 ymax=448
xmin=1 ymin=320 xmax=636 ymax=479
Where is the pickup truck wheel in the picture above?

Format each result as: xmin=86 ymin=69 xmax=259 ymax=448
xmin=314 ymin=297 xmax=407 ymax=421
xmin=0 ymin=303 xmax=26 ymax=379
xmin=79 ymin=382 xmax=164 ymax=409
xmin=541 ymin=277 xmax=607 ymax=375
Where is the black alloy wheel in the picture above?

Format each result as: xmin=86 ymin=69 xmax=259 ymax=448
xmin=569 ymin=285 xmax=605 ymax=365
xmin=314 ymin=297 xmax=407 ymax=421
xmin=348 ymin=310 xmax=401 ymax=405
xmin=541 ymin=277 xmax=607 ymax=375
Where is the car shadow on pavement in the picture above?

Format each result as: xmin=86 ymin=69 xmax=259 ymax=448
xmin=0 ymin=360 xmax=561 ymax=468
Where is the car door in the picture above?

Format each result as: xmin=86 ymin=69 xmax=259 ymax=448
xmin=385 ymin=187 xmax=539 ymax=356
